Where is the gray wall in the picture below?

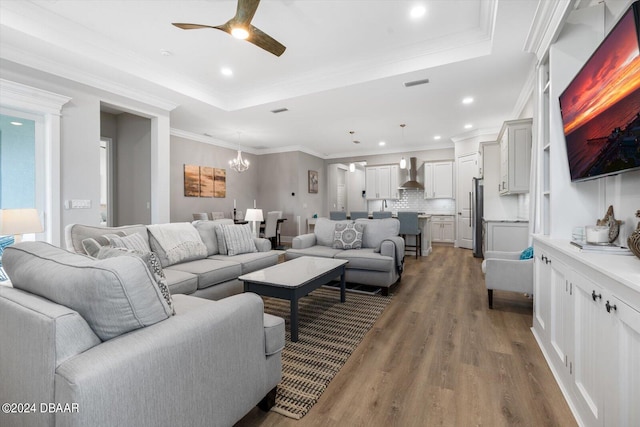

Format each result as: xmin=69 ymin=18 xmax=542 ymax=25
xmin=169 ymin=135 xmax=259 ymax=223
xmin=116 ymin=113 xmax=151 ymax=225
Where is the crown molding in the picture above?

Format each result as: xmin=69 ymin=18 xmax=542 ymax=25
xmin=170 ymin=128 xmax=260 ymax=155
xmin=451 ymin=127 xmax=501 ymax=144
xmin=511 ymin=66 xmax=536 ymax=119
xmin=0 ymin=78 xmax=71 ymax=114
xmin=523 ymin=0 xmax=573 ymax=61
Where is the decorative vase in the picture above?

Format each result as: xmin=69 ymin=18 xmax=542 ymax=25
xmin=628 ymin=210 xmax=640 ymax=260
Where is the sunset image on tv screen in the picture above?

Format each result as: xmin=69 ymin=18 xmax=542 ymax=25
xmin=559 ymin=7 xmax=640 ymax=180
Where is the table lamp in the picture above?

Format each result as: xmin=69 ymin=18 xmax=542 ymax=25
xmin=0 ymin=208 xmax=44 ymax=243
xmin=244 ymin=208 xmax=263 ymax=238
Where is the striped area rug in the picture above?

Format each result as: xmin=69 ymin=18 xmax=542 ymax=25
xmin=262 ymin=286 xmax=392 ymax=419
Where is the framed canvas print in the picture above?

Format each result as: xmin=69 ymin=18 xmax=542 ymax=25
xmin=214 ymin=168 xmax=226 ymax=198
xmin=199 ymin=166 xmax=214 ymax=197
xmin=308 ymin=170 xmax=318 ymax=193
xmin=184 ymin=164 xmax=200 ymax=197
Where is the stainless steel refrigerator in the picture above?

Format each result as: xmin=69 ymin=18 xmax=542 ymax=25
xmin=472 ymin=177 xmax=484 ymax=258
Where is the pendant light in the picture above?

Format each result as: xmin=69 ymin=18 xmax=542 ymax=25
xmin=229 ymin=132 xmax=250 ymax=173
xmin=399 ymin=124 xmax=407 ymax=169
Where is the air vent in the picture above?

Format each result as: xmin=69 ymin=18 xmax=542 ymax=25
xmin=403 ymin=78 xmax=430 ymax=88
xmin=271 ymin=107 xmax=289 ymax=113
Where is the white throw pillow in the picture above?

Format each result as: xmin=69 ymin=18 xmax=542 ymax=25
xmin=221 ymin=224 xmax=257 ymax=256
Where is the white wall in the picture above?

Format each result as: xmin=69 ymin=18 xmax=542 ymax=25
xmin=547 ymin=3 xmax=640 ymax=240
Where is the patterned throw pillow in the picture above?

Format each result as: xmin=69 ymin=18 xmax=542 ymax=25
xmin=96 ymin=246 xmax=175 ymax=315
xmin=221 ymin=224 xmax=257 ymax=256
xmin=333 ymin=222 xmax=364 ymax=249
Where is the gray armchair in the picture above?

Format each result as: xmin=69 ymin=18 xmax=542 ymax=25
xmin=482 ymin=250 xmax=533 ymax=309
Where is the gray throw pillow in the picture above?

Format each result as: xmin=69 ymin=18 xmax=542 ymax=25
xmin=333 ymin=222 xmax=364 ymax=249
xmin=3 ymin=242 xmax=172 ymax=341
xmin=81 ymin=231 xmax=126 ymax=257
xmin=214 ymin=224 xmax=229 ymax=255
xmin=221 ymin=224 xmax=257 ymax=256
xmin=96 ymin=246 xmax=175 ymax=315
xmin=107 ymin=232 xmax=151 ymax=253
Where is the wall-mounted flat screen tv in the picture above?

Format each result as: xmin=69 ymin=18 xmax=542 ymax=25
xmin=559 ymin=0 xmax=640 ymax=182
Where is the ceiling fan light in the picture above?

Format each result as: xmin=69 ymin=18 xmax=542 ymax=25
xmin=231 ymin=27 xmax=249 ymax=39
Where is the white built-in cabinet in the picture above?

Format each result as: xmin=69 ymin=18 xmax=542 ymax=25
xmin=431 ymin=215 xmax=455 ymax=244
xmin=532 ymin=236 xmax=640 ymax=427
xmin=365 ymin=164 xmax=400 ymax=200
xmin=498 ymin=118 xmax=532 ymax=195
xmin=423 ymin=161 xmax=453 ymax=199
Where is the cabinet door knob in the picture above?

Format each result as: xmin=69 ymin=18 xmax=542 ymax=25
xmin=591 ymin=290 xmax=602 ymax=301
xmin=605 ymin=300 xmax=617 ymax=313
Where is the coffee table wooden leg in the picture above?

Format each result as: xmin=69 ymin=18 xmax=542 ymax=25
xmin=290 ymin=297 xmax=299 ymax=342
xmin=340 ymin=269 xmax=346 ymax=303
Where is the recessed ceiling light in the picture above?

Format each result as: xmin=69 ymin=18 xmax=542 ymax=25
xmin=221 ymin=67 xmax=233 ymax=76
xmin=462 ymin=97 xmax=474 ymax=104
xmin=379 ymin=141 xmax=386 ymax=146
xmin=410 ymin=5 xmax=426 ymax=19
xmin=434 ymin=135 xmax=441 ymax=140
xmin=464 ymin=124 xmax=473 ymax=129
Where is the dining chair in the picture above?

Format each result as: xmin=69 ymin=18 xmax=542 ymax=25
xmin=329 ymin=211 xmax=347 ymax=220
xmin=350 ymin=211 xmax=369 ymax=220
xmin=398 ymin=211 xmax=421 ymax=259
xmin=209 ymin=211 xmax=225 ymax=220
xmin=192 ymin=213 xmax=209 ymax=221
xmin=271 ymin=211 xmax=284 ymax=247
xmin=372 ymin=211 xmax=392 ymax=219
xmin=261 ymin=211 xmax=281 ymax=248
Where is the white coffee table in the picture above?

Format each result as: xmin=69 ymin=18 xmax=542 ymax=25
xmin=239 ymin=256 xmax=348 ymax=342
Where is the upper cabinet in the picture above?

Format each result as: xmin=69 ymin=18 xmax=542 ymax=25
xmin=365 ymin=165 xmax=400 ymax=200
xmin=424 ymin=161 xmax=454 ymax=199
xmin=498 ymin=118 xmax=532 ymax=195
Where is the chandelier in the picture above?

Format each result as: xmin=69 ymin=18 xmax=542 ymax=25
xmin=229 ymin=150 xmax=250 ymax=173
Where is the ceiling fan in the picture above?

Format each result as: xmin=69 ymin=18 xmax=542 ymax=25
xmin=172 ymin=0 xmax=286 ymax=57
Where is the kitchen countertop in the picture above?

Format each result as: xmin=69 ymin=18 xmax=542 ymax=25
xmin=483 ymin=218 xmax=529 ymax=222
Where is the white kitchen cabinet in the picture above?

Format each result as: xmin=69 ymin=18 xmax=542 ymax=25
xmin=532 ymin=236 xmax=640 ymax=427
xmin=365 ymin=165 xmax=400 ymax=200
xmin=431 ymin=215 xmax=454 ymax=244
xmin=497 ymin=118 xmax=532 ymax=195
xmin=423 ymin=161 xmax=453 ymax=199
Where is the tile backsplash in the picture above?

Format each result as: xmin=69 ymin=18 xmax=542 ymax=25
xmin=367 ymin=189 xmax=456 ymax=214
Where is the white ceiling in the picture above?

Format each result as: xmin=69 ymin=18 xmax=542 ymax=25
xmin=0 ymin=0 xmax=541 ymax=158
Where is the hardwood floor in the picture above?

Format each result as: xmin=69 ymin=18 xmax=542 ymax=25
xmin=236 ymin=245 xmax=576 ymax=427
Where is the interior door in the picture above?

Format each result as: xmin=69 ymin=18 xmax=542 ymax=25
xmin=456 ymin=153 xmax=477 ymax=249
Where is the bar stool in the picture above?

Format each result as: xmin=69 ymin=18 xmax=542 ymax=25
xmin=329 ymin=211 xmax=347 ymax=220
xmin=398 ymin=211 xmax=421 ymax=259
xmin=372 ymin=211 xmax=392 ymax=219
xmin=350 ymin=211 xmax=369 ymax=220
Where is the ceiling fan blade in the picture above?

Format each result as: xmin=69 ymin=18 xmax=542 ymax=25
xmin=172 ymin=23 xmax=216 ymax=30
xmin=234 ymin=0 xmax=261 ymax=26
xmin=248 ymin=25 xmax=286 ymax=57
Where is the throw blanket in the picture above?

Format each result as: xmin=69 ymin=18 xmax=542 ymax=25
xmin=147 ymin=223 xmax=207 ymax=267
xmin=376 ymin=236 xmax=405 ymax=274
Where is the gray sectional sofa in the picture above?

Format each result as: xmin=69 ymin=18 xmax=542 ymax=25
xmin=285 ymin=218 xmax=405 ymax=294
xmin=0 ymin=241 xmax=284 ymax=427
xmin=65 ymin=219 xmax=279 ymax=300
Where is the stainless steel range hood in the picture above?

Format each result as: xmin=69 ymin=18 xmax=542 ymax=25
xmin=400 ymin=157 xmax=424 ymax=189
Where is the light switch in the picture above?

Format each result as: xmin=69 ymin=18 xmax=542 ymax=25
xmin=71 ymin=199 xmax=91 ymax=209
